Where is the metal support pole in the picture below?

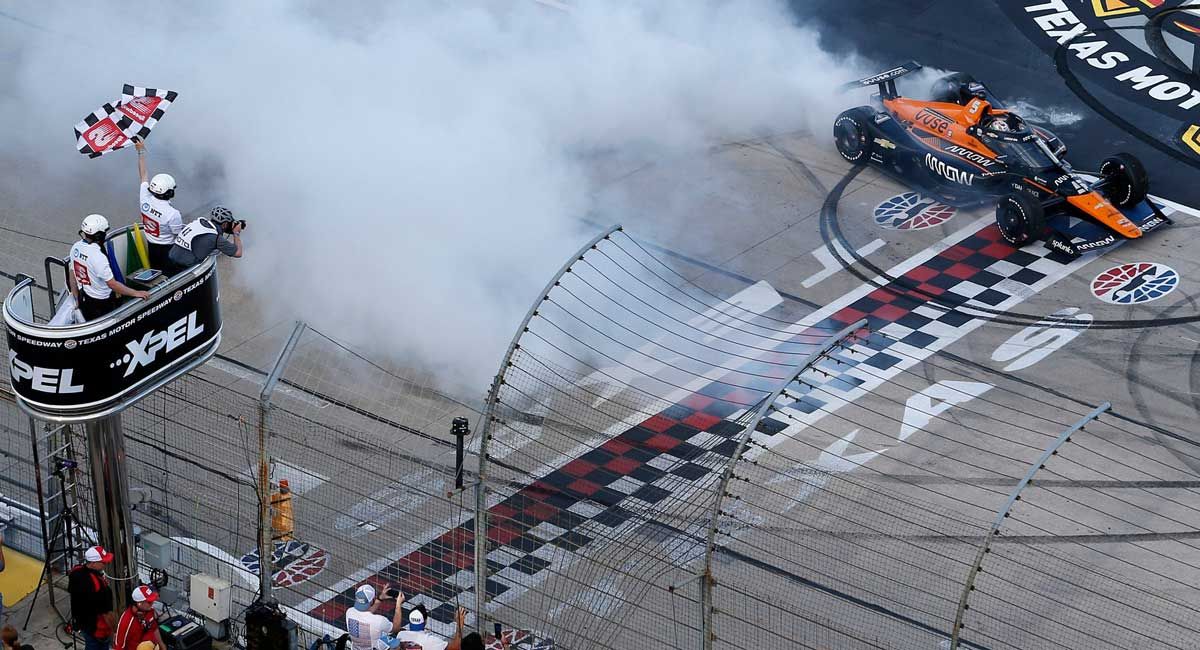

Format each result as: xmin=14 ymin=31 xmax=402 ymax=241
xmin=86 ymin=414 xmax=136 ymax=612
xmin=948 ymin=402 xmax=1110 ymax=649
xmin=474 ymin=373 xmax=504 ymax=636
xmin=256 ymin=321 xmax=307 ymax=604
xmin=698 ymin=319 xmax=869 ymax=650
xmin=473 ymin=477 xmax=488 ymax=635
xmin=472 ymin=225 xmax=622 ymax=636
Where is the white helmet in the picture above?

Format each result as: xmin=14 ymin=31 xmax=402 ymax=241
xmin=148 ymin=173 xmax=176 ymax=197
xmin=81 ymin=214 xmax=110 ymax=235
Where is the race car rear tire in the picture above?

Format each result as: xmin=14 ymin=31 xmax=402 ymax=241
xmin=995 ymin=192 xmax=1046 ymax=247
xmin=834 ymin=107 xmax=875 ymax=165
xmin=1099 ymin=153 xmax=1149 ymax=208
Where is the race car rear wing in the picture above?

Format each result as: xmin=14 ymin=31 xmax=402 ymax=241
xmin=842 ymin=60 xmax=923 ymax=99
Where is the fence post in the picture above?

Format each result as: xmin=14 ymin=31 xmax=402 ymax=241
xmin=256 ymin=321 xmax=307 ymax=603
xmin=948 ymin=402 xmax=1110 ymax=649
xmin=473 ymin=225 xmax=622 ymax=635
xmin=473 ymin=373 xmax=499 ymax=637
xmin=698 ymin=319 xmax=868 ymax=650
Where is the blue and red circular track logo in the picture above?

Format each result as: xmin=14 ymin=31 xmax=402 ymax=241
xmin=873 ymin=192 xmax=957 ymax=230
xmin=1091 ymin=262 xmax=1179 ymax=304
xmin=240 ymin=540 xmax=328 ymax=588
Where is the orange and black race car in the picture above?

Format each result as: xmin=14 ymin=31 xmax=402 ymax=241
xmin=833 ymin=61 xmax=1171 ymax=257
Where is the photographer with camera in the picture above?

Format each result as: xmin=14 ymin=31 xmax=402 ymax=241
xmin=166 ymin=206 xmax=244 ymax=275
xmin=345 ymin=584 xmax=404 ymax=650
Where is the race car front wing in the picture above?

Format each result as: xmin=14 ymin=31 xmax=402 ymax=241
xmin=1043 ymin=198 xmax=1172 ymax=259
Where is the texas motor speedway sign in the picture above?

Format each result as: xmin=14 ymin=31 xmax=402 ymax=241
xmin=5 ymin=263 xmax=222 ymax=420
xmin=1000 ymin=0 xmax=1200 ymax=158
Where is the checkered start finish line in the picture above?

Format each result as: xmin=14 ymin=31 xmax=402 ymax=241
xmin=74 ymin=84 xmax=177 ymax=158
xmin=309 ymin=205 xmax=1164 ymax=629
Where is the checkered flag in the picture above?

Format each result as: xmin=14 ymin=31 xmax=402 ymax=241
xmin=118 ymin=84 xmax=178 ymax=138
xmin=73 ymin=84 xmax=178 ymax=158
xmin=74 ymin=99 xmax=132 ymax=158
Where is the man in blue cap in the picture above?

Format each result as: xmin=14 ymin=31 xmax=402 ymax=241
xmin=345 ymin=584 xmax=404 ymax=650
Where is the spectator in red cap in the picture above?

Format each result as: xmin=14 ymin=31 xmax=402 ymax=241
xmin=114 ymin=586 xmax=164 ymax=650
xmin=69 ymin=546 xmax=116 ymax=650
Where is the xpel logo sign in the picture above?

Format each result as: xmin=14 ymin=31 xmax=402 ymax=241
xmin=118 ymin=311 xmax=205 ymax=377
xmin=8 ymin=351 xmax=84 ymax=394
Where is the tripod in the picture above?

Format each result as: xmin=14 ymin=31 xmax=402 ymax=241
xmin=23 ymin=457 xmax=89 ymax=642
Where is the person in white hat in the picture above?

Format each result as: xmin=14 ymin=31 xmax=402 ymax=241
xmin=68 ymin=214 xmax=150 ymax=320
xmin=133 ymin=137 xmax=183 ymax=271
xmin=68 ymin=546 xmax=117 ymax=650
xmin=380 ymin=605 xmax=446 ymax=650
xmin=114 ymin=586 xmax=164 ymax=650
xmin=345 ymin=584 xmax=404 ymax=650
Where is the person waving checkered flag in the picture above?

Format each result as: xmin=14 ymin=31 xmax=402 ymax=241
xmin=74 ymin=84 xmax=178 ymax=158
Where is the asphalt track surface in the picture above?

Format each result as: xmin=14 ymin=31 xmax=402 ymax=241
xmin=5 ymin=3 xmax=1200 ymax=649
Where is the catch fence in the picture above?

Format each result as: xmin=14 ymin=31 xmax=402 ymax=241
xmin=3 ymin=226 xmax=1200 ymax=649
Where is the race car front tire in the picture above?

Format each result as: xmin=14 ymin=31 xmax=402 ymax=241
xmin=834 ymin=107 xmax=875 ymax=165
xmin=995 ymin=193 xmax=1045 ymax=247
xmin=1099 ymin=153 xmax=1149 ymax=208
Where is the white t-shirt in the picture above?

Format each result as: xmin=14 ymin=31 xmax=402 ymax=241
xmin=139 ymin=181 xmax=183 ymax=245
xmin=389 ymin=631 xmax=447 ymax=650
xmin=346 ymin=608 xmax=392 ymax=650
xmin=70 ymin=240 xmax=114 ymax=299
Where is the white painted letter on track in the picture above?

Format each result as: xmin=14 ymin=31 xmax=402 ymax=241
xmin=898 ymin=381 xmax=992 ymax=442
xmin=991 ymin=307 xmax=1092 ymax=372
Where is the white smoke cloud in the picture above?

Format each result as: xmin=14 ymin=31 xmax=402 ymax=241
xmin=0 ymin=1 xmax=868 ymax=389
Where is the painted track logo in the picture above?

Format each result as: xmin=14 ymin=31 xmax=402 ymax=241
xmin=873 ymin=192 xmax=957 ymax=230
xmin=1001 ymin=0 xmax=1200 ymax=161
xmin=240 ymin=540 xmax=328 ymax=588
xmin=1090 ymin=262 xmax=1179 ymax=304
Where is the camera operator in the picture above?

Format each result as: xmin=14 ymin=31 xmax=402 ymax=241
xmin=166 ymin=206 xmax=244 ymax=274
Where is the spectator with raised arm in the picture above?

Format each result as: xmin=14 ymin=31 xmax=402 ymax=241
xmin=133 ymin=138 xmax=183 ymax=271
xmin=346 ymin=585 xmax=404 ymax=650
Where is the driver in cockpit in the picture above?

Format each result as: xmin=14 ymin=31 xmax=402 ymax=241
xmin=981 ymin=112 xmax=1024 ymax=133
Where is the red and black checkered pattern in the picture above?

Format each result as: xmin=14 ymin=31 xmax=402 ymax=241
xmin=309 ymin=221 xmax=1079 ymax=631
xmin=73 ymin=85 xmax=177 ymax=158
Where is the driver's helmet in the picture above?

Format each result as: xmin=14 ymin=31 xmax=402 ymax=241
xmin=965 ymin=81 xmax=987 ymax=99
xmin=983 ymin=112 xmax=1026 ymax=135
